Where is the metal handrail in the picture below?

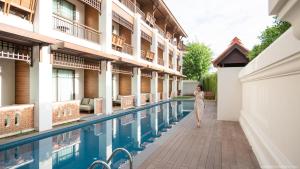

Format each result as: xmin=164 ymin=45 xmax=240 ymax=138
xmin=88 ymin=160 xmax=111 ymax=169
xmin=107 ymin=148 xmax=133 ymax=169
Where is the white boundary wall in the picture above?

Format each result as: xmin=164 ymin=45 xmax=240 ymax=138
xmin=239 ymin=28 xmax=300 ymax=169
xmin=182 ymin=80 xmax=198 ymax=96
xmin=217 ymin=67 xmax=242 ymax=121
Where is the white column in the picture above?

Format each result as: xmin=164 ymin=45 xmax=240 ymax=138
xmin=100 ymin=0 xmax=112 ymax=52
xmin=30 ymin=46 xmax=52 ymax=131
xmin=132 ymin=67 xmax=141 ymax=106
xmin=35 ymin=138 xmax=53 ymax=169
xmin=150 ymin=107 xmax=158 ymax=136
xmin=132 ymin=112 xmax=141 ymax=149
xmin=171 ymin=101 xmax=178 ymax=122
xmin=98 ymin=120 xmax=113 ymax=160
xmin=151 ymin=29 xmax=158 ymax=64
xmin=99 ymin=61 xmax=112 ymax=115
xmin=132 ymin=14 xmax=142 ymax=60
xmin=163 ymin=74 xmax=170 ymax=99
xmin=163 ymin=40 xmax=169 ymax=68
xmin=163 ymin=103 xmax=170 ymax=126
xmin=33 ymin=0 xmax=52 ymax=34
xmin=151 ymin=71 xmax=158 ymax=102
xmin=172 ymin=76 xmax=178 ymax=97
xmin=173 ymin=48 xmax=177 ymax=71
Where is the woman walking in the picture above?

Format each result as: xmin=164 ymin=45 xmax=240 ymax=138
xmin=194 ymin=84 xmax=204 ymax=128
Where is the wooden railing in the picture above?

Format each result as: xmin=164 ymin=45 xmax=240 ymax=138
xmin=94 ymin=98 xmax=103 ymax=115
xmin=0 ymin=104 xmax=34 ymax=138
xmin=79 ymin=0 xmax=101 ymax=12
xmin=112 ymin=33 xmax=125 ymax=50
xmin=120 ymin=0 xmax=135 ymax=12
xmin=166 ymin=32 xmax=172 ymax=41
xmin=158 ymin=57 xmax=164 ymax=66
xmin=145 ymin=12 xmax=155 ymax=27
xmin=120 ymin=95 xmax=135 ymax=109
xmin=53 ymin=14 xmax=101 ymax=44
xmin=155 ymin=24 xmax=165 ymax=37
xmin=52 ymin=100 xmax=80 ymax=126
xmin=1 ymin=0 xmax=36 ymax=22
xmin=141 ymin=50 xmax=155 ymax=61
xmin=123 ymin=43 xmax=133 ymax=55
xmin=136 ymin=7 xmax=145 ymax=20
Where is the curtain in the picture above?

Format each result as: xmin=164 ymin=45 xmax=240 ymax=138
xmin=53 ymin=68 xmax=75 ymax=102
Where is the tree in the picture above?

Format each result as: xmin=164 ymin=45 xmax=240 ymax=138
xmin=183 ymin=43 xmax=212 ymax=81
xmin=248 ymin=18 xmax=291 ymax=60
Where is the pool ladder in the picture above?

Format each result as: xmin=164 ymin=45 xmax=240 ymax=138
xmin=88 ymin=148 xmax=133 ymax=169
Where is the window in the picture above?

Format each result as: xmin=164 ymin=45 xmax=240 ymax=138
xmin=53 ymin=68 xmax=75 ymax=102
xmin=53 ymin=0 xmax=75 ymax=20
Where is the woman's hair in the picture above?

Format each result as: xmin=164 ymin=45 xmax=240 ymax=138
xmin=197 ymin=84 xmax=203 ymax=91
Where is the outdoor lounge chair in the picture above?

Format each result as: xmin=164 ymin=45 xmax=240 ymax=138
xmin=80 ymin=98 xmax=94 ymax=113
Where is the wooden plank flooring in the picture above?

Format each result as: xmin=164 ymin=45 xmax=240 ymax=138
xmin=137 ymin=101 xmax=260 ymax=169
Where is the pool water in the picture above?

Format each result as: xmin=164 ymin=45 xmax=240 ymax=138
xmin=0 ymin=100 xmax=194 ymax=169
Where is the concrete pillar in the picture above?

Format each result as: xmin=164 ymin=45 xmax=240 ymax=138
xmin=172 ymin=76 xmax=178 ymax=97
xmin=132 ymin=14 xmax=142 ymax=60
xmin=100 ymin=0 xmax=112 ymax=52
xmin=179 ymin=78 xmax=183 ymax=96
xmin=173 ymin=49 xmax=177 ymax=71
xmin=34 ymin=138 xmax=52 ymax=169
xmin=33 ymin=0 xmax=52 ymax=34
xmin=163 ymin=74 xmax=170 ymax=99
xmin=98 ymin=120 xmax=113 ymax=160
xmin=99 ymin=61 xmax=112 ymax=115
xmin=163 ymin=103 xmax=170 ymax=126
xmin=171 ymin=101 xmax=178 ymax=122
xmin=151 ymin=71 xmax=158 ymax=102
xmin=163 ymin=40 xmax=169 ymax=67
xmin=30 ymin=45 xmax=52 ymax=131
xmin=132 ymin=67 xmax=141 ymax=106
xmin=151 ymin=29 xmax=158 ymax=64
xmin=150 ymin=107 xmax=158 ymax=136
xmin=132 ymin=111 xmax=141 ymax=149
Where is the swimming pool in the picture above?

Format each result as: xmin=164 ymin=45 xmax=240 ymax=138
xmin=0 ymin=100 xmax=194 ymax=169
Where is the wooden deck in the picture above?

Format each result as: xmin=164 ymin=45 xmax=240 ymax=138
xmin=137 ymin=101 xmax=260 ymax=169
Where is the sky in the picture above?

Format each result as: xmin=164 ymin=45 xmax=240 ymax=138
xmin=164 ymin=0 xmax=274 ymax=59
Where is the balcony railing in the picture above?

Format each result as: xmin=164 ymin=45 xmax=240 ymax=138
xmin=123 ymin=43 xmax=133 ymax=55
xmin=53 ymin=14 xmax=101 ymax=44
xmin=112 ymin=33 xmax=125 ymax=50
xmin=52 ymin=100 xmax=80 ymax=126
xmin=166 ymin=32 xmax=172 ymax=42
xmin=155 ymin=24 xmax=165 ymax=37
xmin=1 ymin=0 xmax=36 ymax=22
xmin=158 ymin=57 xmax=164 ymax=66
xmin=136 ymin=7 xmax=145 ymax=20
xmin=141 ymin=50 xmax=154 ymax=61
xmin=145 ymin=12 xmax=155 ymax=27
xmin=119 ymin=0 xmax=135 ymax=12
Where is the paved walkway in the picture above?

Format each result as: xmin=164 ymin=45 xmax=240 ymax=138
xmin=137 ymin=101 xmax=260 ymax=169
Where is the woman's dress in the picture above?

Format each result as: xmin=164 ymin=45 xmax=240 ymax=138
xmin=194 ymin=91 xmax=204 ymax=122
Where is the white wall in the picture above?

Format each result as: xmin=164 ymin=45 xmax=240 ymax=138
xmin=239 ymin=28 xmax=300 ymax=169
xmin=75 ymin=69 xmax=84 ymax=100
xmin=0 ymin=59 xmax=15 ymax=106
xmin=182 ymin=80 xmax=198 ymax=96
xmin=217 ymin=67 xmax=242 ymax=121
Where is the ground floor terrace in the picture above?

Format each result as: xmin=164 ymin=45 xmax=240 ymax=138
xmin=0 ymin=36 xmax=183 ymax=139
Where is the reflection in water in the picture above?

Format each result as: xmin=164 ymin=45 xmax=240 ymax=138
xmin=0 ymin=101 xmax=193 ymax=169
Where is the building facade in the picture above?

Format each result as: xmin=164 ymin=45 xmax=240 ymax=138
xmin=0 ymin=0 xmax=186 ymax=138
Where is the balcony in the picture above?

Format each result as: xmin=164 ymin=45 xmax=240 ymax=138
xmin=141 ymin=50 xmax=155 ymax=62
xmin=166 ymin=32 xmax=172 ymax=42
xmin=145 ymin=12 xmax=156 ymax=27
xmin=52 ymin=14 xmax=101 ymax=44
xmin=158 ymin=57 xmax=164 ymax=66
xmin=112 ymin=34 xmax=133 ymax=55
xmin=1 ymin=0 xmax=36 ymax=22
xmin=155 ymin=24 xmax=165 ymax=37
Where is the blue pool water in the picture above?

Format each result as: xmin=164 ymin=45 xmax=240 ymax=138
xmin=0 ymin=100 xmax=194 ymax=169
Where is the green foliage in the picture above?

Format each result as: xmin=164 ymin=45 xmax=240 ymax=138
xmin=248 ymin=18 xmax=291 ymax=60
xmin=183 ymin=43 xmax=212 ymax=81
xmin=202 ymin=73 xmax=217 ymax=96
